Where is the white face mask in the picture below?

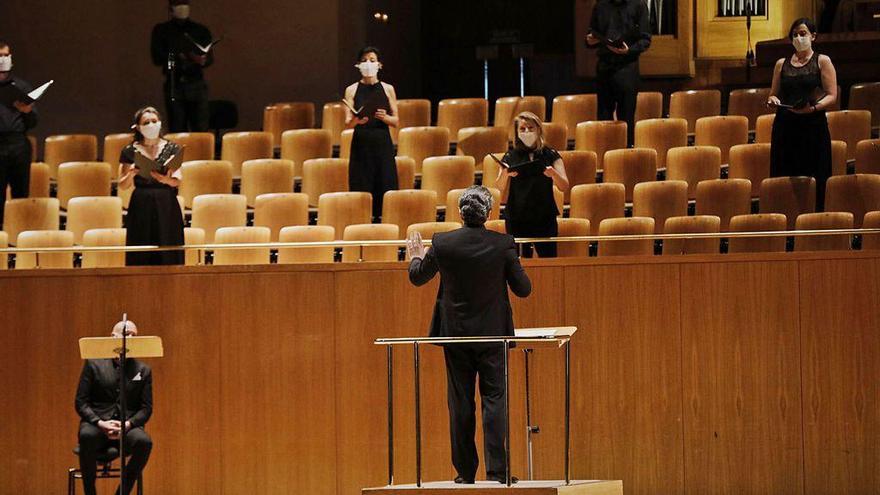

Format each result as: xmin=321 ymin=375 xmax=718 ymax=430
xmin=792 ymin=35 xmax=812 ymax=52
xmin=171 ymin=4 xmax=191 ymax=20
xmin=140 ymin=122 xmax=162 ymax=140
xmin=518 ymin=130 xmax=538 ymax=148
xmin=0 ymin=55 xmax=12 ymax=72
xmin=356 ymin=61 xmax=380 ymax=78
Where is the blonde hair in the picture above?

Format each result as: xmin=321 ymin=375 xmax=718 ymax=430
xmin=513 ymin=111 xmax=545 ymax=151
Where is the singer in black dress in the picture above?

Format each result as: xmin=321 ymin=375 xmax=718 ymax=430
xmin=344 ymin=46 xmax=399 ymax=218
xmin=768 ymin=18 xmax=838 ymax=211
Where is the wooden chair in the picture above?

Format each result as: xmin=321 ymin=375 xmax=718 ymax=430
xmin=855 ymin=139 xmax=880 ymax=174
xmin=569 ymin=183 xmax=625 ymax=235
xmin=694 ymin=115 xmax=749 ymax=164
xmin=826 ymin=110 xmax=872 ymax=161
xmin=669 ymin=89 xmax=722 ymax=134
xmin=727 ymin=88 xmax=772 ymax=131
xmin=485 ymin=219 xmax=506 ymax=234
xmin=0 ymin=231 xmax=6 ymax=270
xmin=339 ymin=129 xmax=354 ymax=159
xmin=665 ymin=146 xmax=722 ymax=199
xmin=321 ymin=102 xmax=347 ymax=148
xmin=553 ymin=186 xmax=564 ymax=217
xmin=397 ymin=126 xmax=451 ymax=174
xmin=728 ymin=143 xmax=771 ymax=197
xmin=754 ymin=114 xmax=775 ymax=144
xmin=695 ymin=178 xmax=752 ymax=231
xmin=759 ymin=176 xmax=817 ymax=230
xmin=342 ymin=223 xmax=399 ymax=262
xmin=81 ymin=228 xmax=126 ymax=268
xmin=102 ymin=133 xmax=134 ymax=179
xmin=482 ymin=153 xmax=505 ymax=192
xmin=392 ymin=99 xmax=432 ymax=144
xmin=213 ymin=226 xmax=272 ymax=266
xmin=602 ymin=148 xmax=657 ymax=202
xmin=437 ymin=98 xmax=489 ymax=143
xmin=575 ymin=120 xmax=627 ymax=171
xmin=494 ymin=96 xmax=546 ymax=140
xmin=240 ymin=159 xmax=294 ymax=207
xmin=848 ymin=82 xmax=880 ymax=132
xmin=301 ymin=158 xmax=349 ymax=207
xmin=165 ymin=132 xmax=215 ymax=161
xmin=317 ymin=192 xmax=372 ymax=239
xmin=662 ymin=215 xmax=721 ymax=255
xmin=280 ymin=129 xmax=333 ymax=178
xmin=728 ymin=213 xmax=787 ymax=253
xmin=635 ymin=91 xmax=664 ymax=122
xmin=66 ymin=196 xmax=123 ymax=244
xmin=556 ymin=217 xmax=590 ymax=257
xmin=551 ymin=94 xmax=597 ymax=141
xmin=190 ymin=194 xmax=247 ymax=243
xmin=2 ymin=198 xmax=60 ymax=246
xmin=597 ymin=217 xmax=655 ymax=256
xmin=28 ymin=162 xmax=51 ymax=198
xmin=382 ymin=189 xmax=438 ymax=235
xmin=542 ymin=122 xmax=568 ymax=151
xmin=220 ymin=131 xmax=273 ymax=177
xmin=824 ymin=173 xmax=880 ymax=227
xmin=421 ymin=156 xmax=476 ymax=206
xmin=184 ymin=227 xmax=205 ymax=266
xmin=862 ymin=210 xmax=880 ymax=250
xmin=794 ymin=212 xmax=853 ymax=252
xmin=44 ymin=134 xmax=98 ymax=179
xmin=456 ymin=127 xmax=508 ymax=168
xmin=831 ymin=140 xmax=848 ymax=176
xmin=253 ymin=192 xmax=309 ymax=242
xmin=15 ymin=230 xmax=75 ymax=269
xmin=632 ymin=180 xmax=688 ymax=234
xmin=56 ymin=162 xmax=112 ymax=209
xmin=634 ymin=118 xmax=688 ymax=170
xmin=395 ymin=156 xmax=416 ymax=189
xmin=557 ymin=151 xmax=597 ymax=203
xmin=28 ymin=135 xmax=37 ymax=162
xmin=263 ymin=102 xmax=316 ymax=148
xmin=178 ymin=160 xmax=233 ymax=209
xmin=406 ymin=222 xmax=461 ymax=243
xmin=446 ymin=188 xmax=501 ymax=224
xmin=278 ymin=225 xmax=336 ymax=263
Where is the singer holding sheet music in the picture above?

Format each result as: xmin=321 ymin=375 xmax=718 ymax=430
xmin=0 ymin=40 xmax=37 ymax=230
xmin=118 ymin=106 xmax=185 ymax=266
xmin=344 ymin=46 xmax=399 ymax=218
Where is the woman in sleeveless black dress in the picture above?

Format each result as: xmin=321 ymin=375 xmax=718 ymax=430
xmin=768 ymin=18 xmax=838 ymax=211
xmin=345 ymin=46 xmax=399 ymax=219
xmin=496 ymin=112 xmax=569 ymax=258
xmin=118 ymin=106 xmax=185 ymax=266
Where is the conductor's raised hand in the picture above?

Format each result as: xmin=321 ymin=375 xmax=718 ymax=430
xmin=406 ymin=230 xmax=426 ymax=261
xmin=608 ymin=41 xmax=630 ymax=55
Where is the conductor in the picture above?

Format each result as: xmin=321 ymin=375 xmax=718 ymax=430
xmin=407 ymin=186 xmax=532 ymax=484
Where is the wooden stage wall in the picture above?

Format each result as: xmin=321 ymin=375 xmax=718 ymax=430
xmin=0 ymin=252 xmax=877 ymax=495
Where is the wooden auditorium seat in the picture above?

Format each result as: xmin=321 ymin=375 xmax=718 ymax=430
xmin=728 ymin=213 xmax=787 ymax=253
xmin=556 ymin=217 xmax=590 ymax=258
xmin=395 ymin=156 xmax=416 ymax=190
xmin=81 ymin=228 xmax=126 ymax=268
xmin=485 ymin=219 xmax=506 ymax=234
xmin=666 ymin=146 xmax=722 ymax=199
xmin=727 ymin=88 xmax=772 ymax=132
xmin=542 ymin=122 xmax=568 ymax=151
xmin=240 ymin=159 xmax=294 ymax=207
xmin=342 ymin=223 xmax=399 ymax=262
xmin=831 ymin=140 xmax=848 ymax=176
xmin=437 ymin=98 xmax=489 ymax=144
xmin=794 ymin=212 xmax=853 ymax=252
xmin=213 ymin=226 xmax=272 ymax=266
xmin=635 ymin=91 xmax=664 ymax=122
xmin=278 ymin=225 xmax=336 ymax=264
xmin=456 ymin=126 xmax=508 ymax=168
xmin=191 ymin=194 xmax=247 ymax=243
xmin=66 ymin=196 xmax=123 ymax=244
xmin=420 ymin=156 xmax=476 ymax=206
xmin=263 ymin=102 xmax=316 ymax=148
xmin=632 ymin=180 xmax=689 ymax=234
xmin=165 ymin=132 xmax=215 ymax=161
xmin=391 ymin=99 xmax=432 ymax=144
xmin=15 ymin=230 xmax=75 ymax=269
xmin=569 ymin=183 xmax=625 ymax=236
xmin=694 ymin=115 xmax=749 ymax=165
xmin=824 ymin=174 xmax=880 ymax=227
xmin=301 ymin=158 xmax=349 ymax=207
xmin=855 ymin=139 xmax=880 ymax=174
xmin=669 ymin=89 xmax=721 ymax=135
xmin=396 ymin=126 xmax=451 ymax=174
xmin=481 ymin=153 xmax=505 ymax=191
xmin=759 ymin=176 xmax=817 ymax=230
xmin=728 ymin=143 xmax=771 ymax=198
xmin=253 ymin=192 xmax=309 ymax=242
xmin=183 ymin=227 xmax=205 ymax=266
xmin=445 ymin=188 xmax=501 ymax=224
xmin=602 ymin=148 xmax=657 ymax=202
xmin=862 ymin=211 xmax=880 ymax=251
xmin=2 ymin=198 xmax=60 ymax=246
xmin=102 ymin=133 xmax=134 ymax=179
xmin=56 ymin=162 xmax=112 ymax=209
xmin=695 ymin=178 xmax=752 ymax=231
xmin=382 ymin=189 xmax=438 ymax=236
xmin=848 ymin=82 xmax=880 ymax=132
xmin=27 ymin=162 xmax=51 ymax=198
xmin=551 ymin=94 xmax=598 ymax=142
xmin=178 ymin=160 xmax=233 ymax=209
xmin=557 ymin=151 xmax=597 ymax=203
xmin=317 ymin=192 xmax=372 ymax=239
xmin=634 ymin=118 xmax=688 ymax=170
xmin=597 ymin=217 xmax=655 ymax=256
xmin=44 ymin=134 xmax=98 ymax=179
xmin=575 ymin=120 xmax=627 ymax=171
xmin=494 ymin=96 xmax=546 ymax=140
xmin=662 ymin=215 xmax=721 ymax=255
xmin=754 ymin=114 xmax=775 ymax=144
xmin=0 ymin=231 xmax=6 ymax=270
xmin=220 ymin=131 xmax=273 ymax=177
xmin=321 ymin=102 xmax=347 ymax=148
xmin=339 ymin=129 xmax=354 ymax=159
xmin=826 ymin=110 xmax=872 ymax=161
xmin=280 ymin=129 xmax=333 ymax=178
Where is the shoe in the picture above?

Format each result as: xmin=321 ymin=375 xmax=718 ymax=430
xmin=487 ymin=474 xmax=518 ymax=484
xmin=454 ymin=476 xmax=475 ymax=484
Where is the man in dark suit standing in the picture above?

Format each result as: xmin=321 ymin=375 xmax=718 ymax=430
xmin=407 ymin=186 xmax=532 ymax=484
xmin=75 ymin=321 xmax=153 ymax=495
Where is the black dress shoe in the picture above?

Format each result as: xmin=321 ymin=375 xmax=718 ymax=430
xmin=487 ymin=474 xmax=519 ymax=484
xmin=454 ymin=476 xmax=475 ymax=484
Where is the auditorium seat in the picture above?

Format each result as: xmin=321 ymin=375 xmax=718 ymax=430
xmin=28 ymin=162 xmax=51 ymax=198
xmin=728 ymin=143 xmax=771 ymax=197
xmin=280 ymin=129 xmax=333 ymax=178
xmin=240 ymin=159 xmax=294 ymax=207
xmin=263 ymin=102 xmax=316 ymax=148
xmin=666 ymin=146 xmax=722 ymax=199
xmin=575 ymin=120 xmax=627 ymax=171
xmin=437 ymin=98 xmax=489 ymax=144
xmin=395 ymin=156 xmax=416 ymax=190
xmin=397 ymin=126 xmax=451 ymax=174
xmin=597 ymin=217 xmax=654 ymax=256
xmin=669 ymin=89 xmax=721 ymax=135
xmin=554 ymin=186 xmax=564 ymax=217
xmin=557 ymin=151 xmax=597 ymax=203
xmin=862 ymin=211 xmax=880 ymax=250
xmin=446 ymin=188 xmax=501 ymax=224
xmin=754 ymin=114 xmax=775 ymax=144
xmin=694 ymin=115 xmax=749 ymax=165
xmin=633 ymin=180 xmax=688 ymax=234
xmin=728 ymin=213 xmax=787 ymax=253
xmin=178 ymin=160 xmax=233 ymax=209
xmin=603 ymin=148 xmax=658 ymax=202
xmin=28 ymin=135 xmax=37 ymax=162
xmin=481 ymin=153 xmax=505 ymax=191
xmin=421 ymin=156 xmax=476 ymax=206
xmin=848 ymin=82 xmax=880 ymax=132
xmin=727 ymin=88 xmax=772 ymax=132
xmin=317 ymin=192 xmax=372 ymax=240
xmin=794 ymin=212 xmax=853 ymax=252
xmin=253 ymin=192 xmax=309 ymax=242
xmin=695 ymin=178 xmax=752 ymax=231
xmin=44 ymin=134 xmax=98 ymax=179
xmin=66 ymin=196 xmax=123 ymax=244
xmin=759 ymin=176 xmax=817 ymax=230
xmin=184 ymin=227 xmax=205 ymax=266
xmin=321 ymin=102 xmax=347 ymax=148
xmin=213 ymin=226 xmax=272 ymax=266
xmin=342 ymin=223 xmax=399 ymax=262
xmin=0 ymin=231 xmax=6 ymax=270
xmin=551 ymin=94 xmax=598 ymax=142
xmin=824 ymin=174 xmax=880 ymax=227
xmin=278 ymin=225 xmax=335 ymax=264
xmin=831 ymin=140 xmax=848 ymax=176
xmin=556 ymin=217 xmax=590 ymax=257
xmin=220 ymin=131 xmax=273 ymax=177
xmin=15 ymin=230 xmax=75 ymax=269
xmin=662 ymin=215 xmax=721 ymax=255
xmin=635 ymin=91 xmax=664 ymax=122
xmin=2 ymin=198 xmax=60 ymax=245
xmin=102 ymin=133 xmax=133 ymax=179
xmin=542 ymin=122 xmax=568 ymax=151
xmin=392 ymin=99 xmax=432 ymax=144
xmin=56 ymin=162 xmax=113 ymax=209
xmin=634 ymin=118 xmax=688 ymax=170
xmin=456 ymin=127 xmax=508 ymax=168
xmin=339 ymin=129 xmax=354 ymax=159
xmin=485 ymin=219 xmax=506 ymax=234
xmin=165 ymin=132 xmax=215 ymax=161
xmin=826 ymin=110 xmax=872 ymax=161
xmin=494 ymin=96 xmax=546 ymax=140
xmin=81 ymin=228 xmax=126 ymax=268
xmin=382 ymin=189 xmax=438 ymax=235
xmin=569 ymin=183 xmax=625 ymax=235
xmin=855 ymin=139 xmax=880 ymax=174
xmin=301 ymin=158 xmax=349 ymax=207
xmin=406 ymin=222 xmax=461 ymax=242
xmin=191 ymin=194 xmax=247 ymax=243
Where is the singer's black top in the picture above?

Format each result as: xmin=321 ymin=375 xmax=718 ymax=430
xmin=151 ymin=18 xmax=215 ymax=82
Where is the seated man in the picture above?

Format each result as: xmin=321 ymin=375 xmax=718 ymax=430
xmin=75 ymin=320 xmax=153 ymax=495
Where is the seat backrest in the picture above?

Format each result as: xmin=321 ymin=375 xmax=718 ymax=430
xmin=662 ymin=215 xmax=721 ymax=255
xmin=728 ymin=143 xmax=772 ymax=197
xmin=27 ymin=162 xmax=51 ymax=198
xmin=191 ymin=194 xmax=248 ymax=243
xmin=557 ymin=151 xmax=597 ymax=203
xmin=15 ymin=230 xmax=75 ymax=269
xmin=321 ymin=102 xmax=347 ymax=147
xmin=382 ymin=189 xmax=438 ymax=235
xmin=694 ymin=115 xmax=749 ymax=164
xmin=848 ymin=82 xmax=880 ymax=128
xmin=301 ymin=158 xmax=349 ymax=207
xmin=102 ymin=133 xmax=134 ymax=178
xmin=342 ymin=223 xmax=399 ymax=262
xmin=240 ymin=159 xmax=295 ymax=207
xmin=445 ymin=188 xmax=501 ymax=224
xmin=632 ymin=180 xmax=689 ymax=234
xmin=754 ymin=114 xmax=775 ymax=143
xmin=485 ymin=219 xmax=506 ymax=234
xmin=421 ymin=156 xmax=476 ymax=206
xmin=494 ymin=96 xmax=546 ymax=140
xmin=456 ymin=127 xmax=508 ymax=167
xmin=3 ymin=197 xmax=60 ymax=245
xmin=81 ymin=228 xmax=127 ymax=268
xmin=317 ymin=192 xmax=373 ymax=239
xmin=220 ymin=131 xmax=274 ymax=177
xmin=213 ymin=226 xmax=272 ymax=266
xmin=695 ymin=178 xmax=752 ymax=231
xmin=392 ymin=99 xmax=433 ymax=144
xmin=395 ymin=156 xmax=416 ymax=190
xmin=727 ymin=88 xmax=772 ymax=131
xmin=0 ymin=231 xmax=6 ymax=270
xmin=824 ymin=173 xmax=880 ymax=228
xmin=44 ymin=134 xmax=98 ymax=179
xmin=597 ymin=217 xmax=655 ymax=256
xmin=794 ymin=212 xmax=853 ymax=252
xmin=574 ymin=120 xmax=627 ymax=170
xmin=556 ymin=217 xmax=590 ymax=258
xmin=669 ymin=89 xmax=722 ymax=134
xmin=184 ymin=227 xmax=205 ymax=266
xmin=826 ymin=110 xmax=872 ymax=161
xmin=280 ymin=129 xmax=333 ymax=178
xmin=551 ymin=94 xmax=598 ymax=140
xmin=397 ymin=126 xmax=451 ymax=173
xmin=569 ymin=183 xmax=625 ymax=235
xmin=862 ymin=210 xmax=880 ymax=251
xmin=634 ymin=118 xmax=688 ymax=170
xmin=56 ymin=161 xmax=112 ymax=209
xmin=728 ymin=213 xmax=787 ymax=253
xmin=178 ymin=160 xmax=234 ymax=209
xmin=339 ymin=129 xmax=354 ymax=159
xmin=855 ymin=139 xmax=880 ymax=174
xmin=831 ymin=140 xmax=848 ymax=176
xmin=66 ymin=196 xmax=123 ymax=244
xmin=542 ymin=122 xmax=568 ymax=151
xmin=165 ymin=132 xmax=216 ymax=161
xmin=263 ymin=102 xmax=316 ymax=147
xmin=666 ymin=146 xmax=722 ymax=199
xmin=437 ymin=98 xmax=489 ymax=143
xmin=278 ymin=225 xmax=336 ymax=264
xmin=253 ymin=192 xmax=309 ymax=242
xmin=759 ymin=176 xmax=817 ymax=230
xmin=635 ymin=91 xmax=664 ymax=122
xmin=602 ymin=148 xmax=658 ymax=202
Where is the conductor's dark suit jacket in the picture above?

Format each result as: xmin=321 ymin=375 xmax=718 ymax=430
xmin=75 ymin=359 xmax=153 ymax=428
xmin=408 ymin=225 xmax=532 ymax=338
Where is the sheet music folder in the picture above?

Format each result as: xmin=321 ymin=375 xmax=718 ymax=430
xmin=79 ymin=336 xmax=164 ymax=360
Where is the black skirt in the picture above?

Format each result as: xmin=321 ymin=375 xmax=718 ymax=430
xmin=125 ymin=185 xmax=185 ymax=266
xmin=770 ymin=110 xmax=832 ymax=211
xmin=349 ymin=127 xmax=398 ymax=218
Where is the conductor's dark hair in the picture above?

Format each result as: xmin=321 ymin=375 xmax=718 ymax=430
xmin=788 ymin=18 xmax=817 ymax=39
xmin=459 ymin=186 xmax=494 ymax=227
xmin=358 ymin=46 xmax=381 ymax=61
xmin=131 ymin=106 xmax=163 ymax=143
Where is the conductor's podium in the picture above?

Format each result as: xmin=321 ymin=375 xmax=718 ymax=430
xmin=363 ymin=479 xmax=623 ymax=495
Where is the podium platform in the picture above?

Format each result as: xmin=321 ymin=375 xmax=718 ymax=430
xmin=362 ymin=480 xmax=623 ymax=495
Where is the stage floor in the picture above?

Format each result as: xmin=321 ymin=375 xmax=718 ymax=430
xmin=363 ymin=480 xmax=623 ymax=495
